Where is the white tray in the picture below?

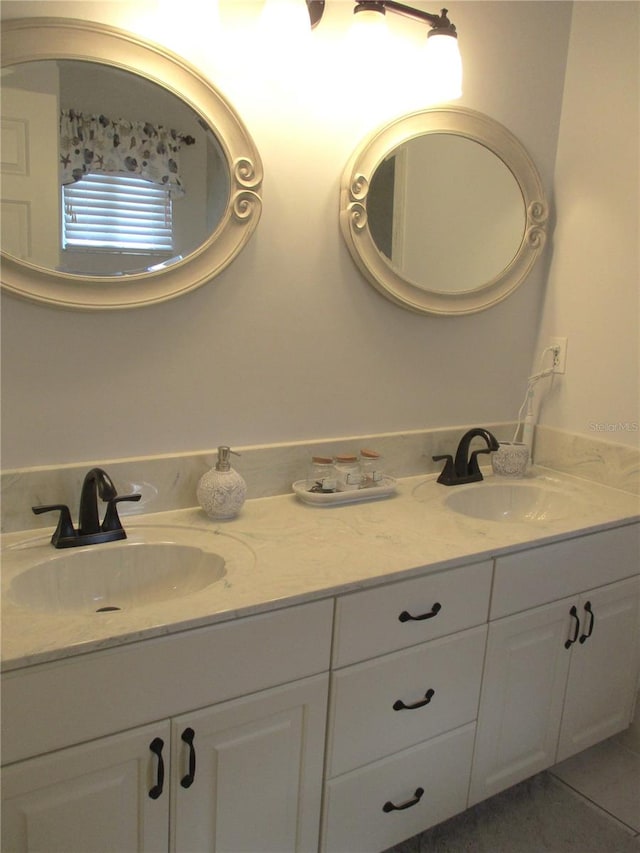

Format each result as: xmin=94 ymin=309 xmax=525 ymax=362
xmin=292 ymin=477 xmax=397 ymax=506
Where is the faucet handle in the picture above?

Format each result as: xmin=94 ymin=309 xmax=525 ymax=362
xmin=101 ymin=493 xmax=142 ymax=534
xmin=432 ymin=454 xmax=456 ymax=486
xmin=32 ymin=504 xmax=77 ymax=546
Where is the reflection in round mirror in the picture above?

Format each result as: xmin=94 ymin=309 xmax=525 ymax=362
xmin=3 ymin=59 xmax=230 ymax=277
xmin=368 ymin=135 xmax=526 ymax=294
xmin=340 ymin=107 xmax=548 ymax=315
xmin=1 ymin=18 xmax=263 ymax=310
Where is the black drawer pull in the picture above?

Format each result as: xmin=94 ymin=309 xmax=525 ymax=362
xmin=398 ymin=602 xmax=441 ymax=623
xmin=180 ymin=727 xmax=196 ymax=788
xmin=148 ymin=737 xmax=165 ymax=800
xmin=579 ymin=601 xmax=595 ymax=643
xmin=393 ymin=688 xmax=435 ymax=711
xmin=383 ymin=787 xmax=425 ymax=813
xmin=565 ymin=605 xmax=580 ymax=649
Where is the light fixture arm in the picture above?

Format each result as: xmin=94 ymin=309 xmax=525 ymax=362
xmin=378 ymin=2 xmax=457 ymax=37
xmin=306 ymin=0 xmax=457 ymax=38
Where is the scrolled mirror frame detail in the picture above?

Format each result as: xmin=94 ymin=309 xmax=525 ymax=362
xmin=526 ymin=201 xmax=549 ymax=249
xmin=232 ymin=158 xmax=262 ymax=222
xmin=340 ymin=107 xmax=549 ymax=316
xmin=0 ymin=18 xmax=263 ymax=311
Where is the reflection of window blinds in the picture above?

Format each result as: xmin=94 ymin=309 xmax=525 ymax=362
xmin=62 ymin=173 xmax=173 ymax=252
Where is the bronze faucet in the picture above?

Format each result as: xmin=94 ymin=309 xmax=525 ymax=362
xmin=433 ymin=428 xmax=500 ymax=486
xmin=32 ymin=467 xmax=140 ymax=548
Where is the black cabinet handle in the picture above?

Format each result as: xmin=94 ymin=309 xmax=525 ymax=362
xmin=382 ymin=787 xmax=425 ymax=813
xmin=579 ymin=601 xmax=595 ymax=643
xmin=148 ymin=737 xmax=165 ymax=800
xmin=393 ymin=688 xmax=435 ymax=711
xmin=398 ymin=603 xmax=441 ymax=623
xmin=565 ymin=605 xmax=581 ymax=649
xmin=180 ymin=727 xmax=196 ymax=789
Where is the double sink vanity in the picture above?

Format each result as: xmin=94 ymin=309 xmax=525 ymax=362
xmin=1 ymin=7 xmax=636 ymax=850
xmin=2 ymin=465 xmax=639 ymax=852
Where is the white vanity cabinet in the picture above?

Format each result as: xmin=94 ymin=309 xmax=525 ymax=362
xmin=1 ymin=600 xmax=333 ymax=853
xmin=1 ymin=721 xmax=171 ymax=852
xmin=557 ymin=577 xmax=639 ymax=760
xmin=2 ymin=503 xmax=638 ymax=853
xmin=322 ymin=561 xmax=493 ymax=853
xmin=469 ymin=524 xmax=640 ymax=806
xmin=170 ymin=676 xmax=327 ymax=853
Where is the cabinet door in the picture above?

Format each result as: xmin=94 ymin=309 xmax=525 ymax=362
xmin=1 ymin=722 xmax=170 ymax=853
xmin=558 ymin=576 xmax=640 ymax=762
xmin=469 ymin=598 xmax=573 ymax=806
xmin=171 ymin=674 xmax=328 ymax=853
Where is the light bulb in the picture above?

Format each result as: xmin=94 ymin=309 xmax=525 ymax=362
xmin=260 ymin=0 xmax=311 ymax=41
xmin=424 ymin=33 xmax=463 ymax=102
xmin=349 ymin=6 xmax=388 ymax=54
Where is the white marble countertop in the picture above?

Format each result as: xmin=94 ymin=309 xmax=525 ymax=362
xmin=2 ymin=467 xmax=638 ymax=672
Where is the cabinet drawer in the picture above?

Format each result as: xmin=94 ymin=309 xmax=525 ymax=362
xmin=328 ymin=625 xmax=486 ymax=776
xmin=1 ymin=599 xmax=333 ymax=765
xmin=333 ymin=561 xmax=492 ymax=667
xmin=322 ymin=722 xmax=475 ymax=853
xmin=492 ymin=523 xmax=640 ymax=619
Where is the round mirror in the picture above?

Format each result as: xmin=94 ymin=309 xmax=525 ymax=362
xmin=1 ymin=18 xmax=263 ymax=310
xmin=340 ymin=107 xmax=548 ymax=315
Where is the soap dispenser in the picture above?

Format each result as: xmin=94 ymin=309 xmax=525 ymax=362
xmin=197 ymin=446 xmax=247 ymax=519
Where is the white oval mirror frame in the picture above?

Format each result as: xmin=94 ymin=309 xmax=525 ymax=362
xmin=1 ymin=18 xmax=263 ymax=310
xmin=340 ymin=107 xmax=548 ymax=316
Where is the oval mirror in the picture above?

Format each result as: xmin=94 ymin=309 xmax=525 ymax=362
xmin=340 ymin=107 xmax=548 ymax=315
xmin=0 ymin=18 xmax=263 ymax=310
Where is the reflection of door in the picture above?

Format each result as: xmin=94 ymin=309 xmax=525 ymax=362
xmin=366 ymin=149 xmax=409 ymax=269
xmin=1 ymin=87 xmax=60 ymax=267
xmin=367 ymin=154 xmax=396 ymax=262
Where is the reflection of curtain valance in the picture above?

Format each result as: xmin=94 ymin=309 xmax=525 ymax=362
xmin=60 ymin=109 xmax=189 ymax=197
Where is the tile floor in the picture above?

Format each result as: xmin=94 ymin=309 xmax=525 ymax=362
xmin=384 ymin=731 xmax=640 ymax=852
xmin=551 ymin=731 xmax=640 ymax=837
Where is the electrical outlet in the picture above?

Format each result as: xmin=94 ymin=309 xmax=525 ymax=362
xmin=550 ymin=337 xmax=568 ymax=374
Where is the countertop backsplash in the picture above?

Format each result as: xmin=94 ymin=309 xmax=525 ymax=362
xmin=535 ymin=425 xmax=639 ymax=496
xmin=1 ymin=423 xmax=638 ymax=534
xmin=0 ymin=423 xmax=513 ymax=533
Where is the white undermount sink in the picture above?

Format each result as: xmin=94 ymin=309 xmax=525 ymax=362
xmin=3 ymin=524 xmax=249 ymax=614
xmin=443 ymin=481 xmax=580 ymax=522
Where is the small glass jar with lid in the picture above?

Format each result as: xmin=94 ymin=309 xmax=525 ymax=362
xmin=334 ymin=454 xmax=364 ymax=491
xmin=308 ymin=456 xmax=337 ymax=493
xmin=360 ymin=448 xmax=384 ymax=487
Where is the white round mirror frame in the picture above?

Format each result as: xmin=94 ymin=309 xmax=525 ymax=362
xmin=1 ymin=18 xmax=263 ymax=311
xmin=340 ymin=106 xmax=548 ymax=316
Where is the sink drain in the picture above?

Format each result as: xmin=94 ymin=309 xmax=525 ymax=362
xmin=96 ymin=605 xmax=121 ymax=613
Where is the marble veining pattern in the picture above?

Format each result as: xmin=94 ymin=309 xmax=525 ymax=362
xmin=535 ymin=425 xmax=640 ymax=495
xmin=2 ymin=466 xmax=638 ymax=671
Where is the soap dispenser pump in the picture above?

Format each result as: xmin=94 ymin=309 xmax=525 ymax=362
xmin=197 ymin=446 xmax=247 ymax=520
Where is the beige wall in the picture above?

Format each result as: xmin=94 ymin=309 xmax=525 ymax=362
xmin=0 ymin=1 xmax=585 ymax=469
xmin=534 ymin=1 xmax=639 ymax=448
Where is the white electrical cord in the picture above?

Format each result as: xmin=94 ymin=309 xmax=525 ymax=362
xmin=512 ymin=346 xmax=556 ymax=443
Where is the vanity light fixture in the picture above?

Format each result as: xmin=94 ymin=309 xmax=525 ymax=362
xmin=306 ymin=0 xmax=457 ymax=36
xmin=354 ymin=1 xmax=457 ymax=37
xmin=306 ymin=1 xmax=462 ymax=98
